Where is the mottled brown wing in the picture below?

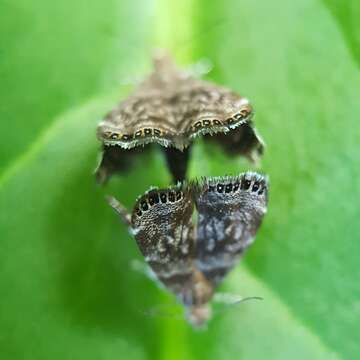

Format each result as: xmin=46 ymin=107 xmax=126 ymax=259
xmin=194 ymin=172 xmax=268 ymax=287
xmin=97 ymin=94 xmax=178 ymax=149
xmin=129 ymin=184 xmax=198 ymax=305
xmin=96 ymin=54 xmax=264 ymax=183
xmin=96 ymin=54 xmax=195 ymax=150
xmin=96 ymin=56 xmax=196 ymax=184
xmin=144 ymin=55 xmax=260 ymax=145
xmin=177 ymin=84 xmax=253 ymax=137
xmin=97 ymin=55 xmax=262 ymax=149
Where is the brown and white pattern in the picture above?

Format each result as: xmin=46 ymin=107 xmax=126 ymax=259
xmin=96 ymin=55 xmax=265 ymax=183
xmin=108 ymin=172 xmax=269 ymax=327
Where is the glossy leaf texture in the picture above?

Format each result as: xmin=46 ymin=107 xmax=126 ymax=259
xmin=0 ymin=0 xmax=359 ymax=359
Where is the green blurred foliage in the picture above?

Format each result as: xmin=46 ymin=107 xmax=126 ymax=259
xmin=1 ymin=0 xmax=360 ymax=359
xmin=0 ymin=0 xmax=153 ymax=172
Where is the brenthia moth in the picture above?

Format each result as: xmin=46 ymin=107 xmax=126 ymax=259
xmin=96 ymin=54 xmax=264 ymax=183
xmin=108 ymin=172 xmax=268 ymax=327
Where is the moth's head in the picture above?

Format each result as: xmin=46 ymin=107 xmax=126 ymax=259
xmin=186 ymin=304 xmax=212 ymax=328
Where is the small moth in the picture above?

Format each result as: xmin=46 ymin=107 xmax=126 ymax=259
xmin=108 ymin=172 xmax=268 ymax=327
xmin=96 ymin=54 xmax=264 ymax=183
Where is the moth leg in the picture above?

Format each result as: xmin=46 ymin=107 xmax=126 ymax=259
xmin=107 ymin=196 xmax=131 ymax=226
xmin=162 ymin=145 xmax=192 ymax=183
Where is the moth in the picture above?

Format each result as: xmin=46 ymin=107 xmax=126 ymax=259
xmin=108 ymin=172 xmax=268 ymax=327
xmin=96 ymin=54 xmax=264 ymax=184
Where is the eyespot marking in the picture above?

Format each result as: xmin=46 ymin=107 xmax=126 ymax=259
xmin=111 ymin=133 xmax=119 ymax=140
xmin=225 ymin=183 xmax=233 ymax=193
xmin=176 ymin=191 xmax=182 ymax=200
xmin=148 ymin=195 xmax=156 ymax=206
xmin=217 ymin=184 xmax=224 ymax=193
xmin=104 ymin=131 xmax=112 ymax=138
xmin=241 ymin=179 xmax=252 ymax=190
xmin=234 ymin=112 xmax=244 ymax=120
xmin=122 ymin=134 xmax=131 ymax=140
xmin=168 ymin=191 xmax=176 ymax=202
xmin=208 ymin=185 xmax=216 ymax=192
xmin=141 ymin=201 xmax=149 ymax=211
xmin=252 ymin=182 xmax=260 ymax=192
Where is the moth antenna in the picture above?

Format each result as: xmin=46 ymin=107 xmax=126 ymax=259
xmin=212 ymin=294 xmax=263 ymax=316
xmin=231 ymin=296 xmax=263 ymax=305
xmin=106 ymin=196 xmax=131 ymax=226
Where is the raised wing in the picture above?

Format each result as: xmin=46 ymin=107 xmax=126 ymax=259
xmin=194 ymin=172 xmax=268 ymax=286
xmin=97 ymin=54 xmax=192 ymax=150
xmin=96 ymin=55 xmax=264 ymax=183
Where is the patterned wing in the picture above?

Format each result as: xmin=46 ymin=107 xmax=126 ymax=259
xmin=176 ymin=80 xmax=265 ymax=162
xmin=97 ymin=54 xmax=193 ymax=150
xmin=129 ymin=184 xmax=198 ymax=305
xmin=97 ymin=55 xmax=263 ymax=152
xmin=96 ymin=55 xmax=193 ymax=183
xmin=96 ymin=54 xmax=265 ymax=183
xmin=97 ymin=95 xmax=179 ymax=149
xmin=177 ymin=84 xmax=251 ymax=134
xmin=194 ymin=172 xmax=268 ymax=286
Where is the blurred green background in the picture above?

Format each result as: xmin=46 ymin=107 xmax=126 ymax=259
xmin=1 ymin=0 xmax=360 ymax=359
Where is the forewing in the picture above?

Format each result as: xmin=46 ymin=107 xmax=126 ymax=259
xmin=130 ymin=184 xmax=196 ymax=301
xmin=97 ymin=95 xmax=178 ymax=149
xmin=96 ymin=55 xmax=265 ymax=184
xmin=173 ymin=80 xmax=264 ymax=161
xmin=194 ymin=172 xmax=268 ymax=286
xmin=96 ymin=55 xmax=192 ymax=183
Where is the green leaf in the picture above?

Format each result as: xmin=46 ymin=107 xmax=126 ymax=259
xmin=0 ymin=0 xmax=153 ymax=173
xmin=322 ymin=0 xmax=360 ymax=67
xmin=1 ymin=0 xmax=360 ymax=359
